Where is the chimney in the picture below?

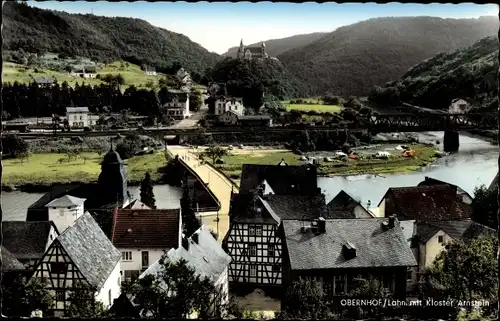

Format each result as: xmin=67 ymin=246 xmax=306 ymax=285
xmin=316 ymin=187 xmax=322 ymax=195
xmin=181 ymin=237 xmax=189 ymax=251
xmin=388 ymin=215 xmax=396 ymax=228
xmin=317 ymin=217 xmax=326 ymax=234
xmin=192 ymin=232 xmax=199 ymax=244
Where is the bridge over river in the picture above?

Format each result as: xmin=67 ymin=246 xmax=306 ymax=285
xmin=14 ymin=112 xmax=497 ymax=151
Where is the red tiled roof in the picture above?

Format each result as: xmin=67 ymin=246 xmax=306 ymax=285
xmin=111 ymin=209 xmax=180 ymax=249
xmin=382 ymin=185 xmax=471 ymax=222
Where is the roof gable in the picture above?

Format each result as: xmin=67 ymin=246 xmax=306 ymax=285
xmin=111 ymin=209 xmax=181 ymax=249
xmin=57 ymin=212 xmax=121 ymax=289
xmin=283 ymin=218 xmax=417 ymax=270
xmin=2 ymin=221 xmax=56 ymax=259
xmin=124 ymin=199 xmax=152 ymax=210
xmin=326 ymin=190 xmax=363 ymax=218
xmin=46 ymin=195 xmax=86 ymax=208
xmin=66 ymin=107 xmax=89 ymax=113
xmin=417 ymin=220 xmax=495 ymax=243
xmin=239 ymin=164 xmax=318 ymax=195
xmin=140 ymin=225 xmax=231 ymax=285
xmin=381 ymin=185 xmax=471 ymax=222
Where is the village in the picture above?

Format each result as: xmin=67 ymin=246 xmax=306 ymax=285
xmin=2 ymin=136 xmax=497 ymax=318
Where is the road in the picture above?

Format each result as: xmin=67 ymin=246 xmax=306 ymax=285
xmin=168 ymin=145 xmax=237 ymax=243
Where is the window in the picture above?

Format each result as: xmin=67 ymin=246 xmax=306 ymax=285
xmin=108 ymin=289 xmax=112 ymax=306
xmin=267 ymin=245 xmax=275 ymax=257
xmin=117 ymin=277 xmax=121 ymax=286
xmin=438 ymin=235 xmax=444 ymax=243
xmin=124 ymin=270 xmax=140 ymax=281
xmin=50 ymin=262 xmax=68 ymax=275
xmin=272 ymin=264 xmax=280 ymax=272
xmin=249 ymin=265 xmax=257 ymax=277
xmin=80 ymin=116 xmax=83 ymax=120
xmin=49 ymin=235 xmax=53 ymax=241
xmin=334 ymin=275 xmax=345 ymax=295
xmin=255 ymin=226 xmax=262 ymax=236
xmin=248 ymin=226 xmax=256 ymax=236
xmin=248 ymin=244 xmax=257 ymax=256
xmin=55 ymin=290 xmax=65 ymax=301
xmin=122 ymin=251 xmax=132 ymax=261
xmin=407 ymin=269 xmax=413 ymax=281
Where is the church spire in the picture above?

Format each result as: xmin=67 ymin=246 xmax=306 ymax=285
xmin=240 ymin=39 xmax=243 ymax=46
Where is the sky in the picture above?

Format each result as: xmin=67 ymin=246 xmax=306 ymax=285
xmin=28 ymin=1 xmax=499 ymax=54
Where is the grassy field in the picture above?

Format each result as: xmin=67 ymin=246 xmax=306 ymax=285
xmin=3 ymin=151 xmax=168 ymax=187
xmin=2 ymin=60 xmax=163 ymax=89
xmin=216 ymin=145 xmax=438 ymax=179
xmin=282 ymin=99 xmax=344 ymax=113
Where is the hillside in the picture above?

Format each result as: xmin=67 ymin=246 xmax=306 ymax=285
xmin=278 ymin=16 xmax=498 ymax=97
xmin=2 ymin=1 xmax=220 ymax=74
xmin=223 ymin=32 xmax=328 ymax=58
xmin=368 ymin=36 xmax=499 ymax=111
xmin=207 ymin=58 xmax=305 ymax=108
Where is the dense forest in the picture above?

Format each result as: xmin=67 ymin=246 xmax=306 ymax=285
xmin=1 ymin=81 xmax=202 ymax=120
xmin=206 ymin=58 xmax=305 ymax=109
xmin=278 ymin=16 xmax=498 ymax=97
xmin=223 ymin=32 xmax=328 ymax=58
xmin=2 ymin=1 xmax=220 ymax=74
xmin=368 ymin=36 xmax=499 ymax=111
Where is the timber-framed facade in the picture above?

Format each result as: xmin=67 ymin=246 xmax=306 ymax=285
xmin=32 ymin=239 xmax=92 ymax=316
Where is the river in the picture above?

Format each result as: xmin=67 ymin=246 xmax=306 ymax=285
xmin=2 ymin=132 xmax=498 ymax=221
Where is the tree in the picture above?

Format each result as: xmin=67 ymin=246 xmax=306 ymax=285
xmin=189 ymin=90 xmax=203 ymax=112
xmin=180 ymin=184 xmax=201 ymax=236
xmin=199 ymin=145 xmax=228 ymax=164
xmin=471 ymin=185 xmax=497 ymax=229
xmin=347 ymin=276 xmax=389 ymax=318
xmin=1 ymin=275 xmax=54 ymax=317
xmin=420 ymin=235 xmax=498 ymax=317
xmin=123 ymin=258 xmax=227 ymax=319
xmin=279 ymin=277 xmax=330 ymax=320
xmin=140 ymin=172 xmax=156 ymax=209
xmin=67 ymin=282 xmax=108 ymax=318
xmin=2 ymin=134 xmax=29 ymax=158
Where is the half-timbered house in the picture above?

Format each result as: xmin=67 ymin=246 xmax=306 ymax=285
xmin=2 ymin=221 xmax=59 ymax=270
xmin=31 ymin=212 xmax=122 ymax=317
xmin=223 ymin=163 xmax=324 ymax=294
xmin=280 ymin=217 xmax=417 ymax=304
xmin=111 ymin=208 xmax=182 ymax=281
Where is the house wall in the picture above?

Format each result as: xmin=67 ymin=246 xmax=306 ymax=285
xmin=48 ymin=204 xmax=85 ymax=233
xmin=45 ymin=225 xmax=59 ymax=251
xmin=226 ymin=222 xmax=282 ymax=290
xmin=406 ymin=248 xmax=419 ymax=293
xmin=119 ymin=248 xmax=166 ymax=278
xmin=67 ymin=112 xmax=89 ymax=128
xmin=354 ymin=205 xmax=373 ymax=218
xmin=214 ymin=267 xmax=229 ymax=308
xmin=95 ymin=261 xmax=122 ymax=309
xmin=423 ymin=231 xmax=452 ymax=268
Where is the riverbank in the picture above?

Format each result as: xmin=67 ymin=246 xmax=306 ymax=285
xmin=2 ymin=151 xmax=169 ymax=191
xmin=212 ymin=144 xmax=439 ymax=180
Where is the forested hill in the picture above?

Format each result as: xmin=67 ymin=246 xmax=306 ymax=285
xmin=368 ymin=36 xmax=499 ymax=111
xmin=278 ymin=16 xmax=498 ymax=97
xmin=2 ymin=1 xmax=220 ymax=74
xmin=223 ymin=32 xmax=328 ymax=58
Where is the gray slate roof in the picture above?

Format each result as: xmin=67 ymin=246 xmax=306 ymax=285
xmin=326 ymin=190 xmax=362 ymax=219
xmin=140 ymin=225 xmax=231 ymax=286
xmin=45 ymin=195 xmax=86 ymax=208
xmin=66 ymin=107 xmax=89 ymax=113
xmin=1 ymin=246 xmax=26 ymax=271
xmin=57 ymin=212 xmax=121 ymax=289
xmin=2 ymin=221 xmax=56 ymax=259
xmin=416 ymin=220 xmax=495 ymax=244
xmin=282 ymin=218 xmax=417 ymax=271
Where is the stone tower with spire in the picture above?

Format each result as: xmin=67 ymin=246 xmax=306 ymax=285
xmin=98 ymin=140 xmax=129 ymax=207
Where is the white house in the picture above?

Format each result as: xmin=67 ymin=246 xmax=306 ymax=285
xmin=140 ymin=225 xmax=231 ymax=317
xmin=163 ymin=91 xmax=191 ymax=120
xmin=70 ymin=67 xmax=97 ymax=79
xmin=66 ymin=107 xmax=90 ymax=128
xmin=111 ymin=208 xmax=182 ymax=281
xmin=2 ymin=221 xmax=60 ymax=270
xmin=449 ymin=98 xmax=471 ymax=114
xmin=45 ymin=195 xmax=86 ymax=233
xmin=144 ymin=65 xmax=157 ymax=76
xmin=214 ymin=97 xmax=244 ymax=116
xmin=31 ymin=213 xmax=122 ymax=317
